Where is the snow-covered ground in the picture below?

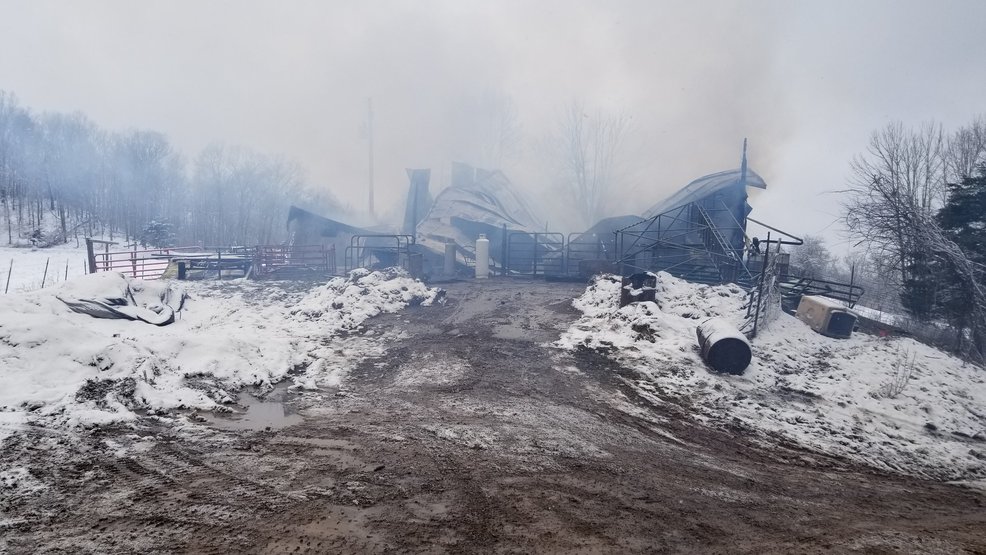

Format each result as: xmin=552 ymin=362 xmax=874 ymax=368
xmin=558 ymin=273 xmax=986 ymax=480
xmin=0 ymin=266 xmax=441 ymax=440
xmin=0 ymin=241 xmax=91 ymax=294
xmin=852 ymin=303 xmax=905 ymax=327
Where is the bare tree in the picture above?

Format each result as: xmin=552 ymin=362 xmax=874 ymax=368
xmin=190 ymin=144 xmax=303 ymax=246
xmin=845 ymin=120 xmax=986 ymax=361
xmin=845 ymin=121 xmax=947 ymax=289
xmin=0 ymin=89 xmax=334 ymax=251
xmin=474 ymin=90 xmax=522 ymax=170
xmin=545 ymin=100 xmax=632 ymax=229
xmin=791 ymin=235 xmax=832 ymax=278
xmin=945 ymin=116 xmax=986 ymax=182
xmin=830 ymin=251 xmax=900 ymax=313
xmin=39 ymin=112 xmax=101 ymax=243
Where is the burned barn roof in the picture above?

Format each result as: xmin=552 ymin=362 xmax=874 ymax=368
xmin=572 ymin=214 xmax=645 ymax=242
xmin=287 ymin=205 xmax=369 ymax=237
xmin=643 ymin=167 xmax=766 ymax=219
xmin=416 ymin=163 xmax=542 ymax=248
xmin=423 ymin=163 xmax=542 ymax=232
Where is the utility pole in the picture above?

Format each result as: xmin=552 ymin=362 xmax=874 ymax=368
xmin=367 ymin=97 xmax=375 ymax=219
xmin=740 ymin=137 xmax=748 ymax=188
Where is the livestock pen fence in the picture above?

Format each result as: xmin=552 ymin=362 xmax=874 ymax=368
xmin=84 ymin=239 xmax=335 ymax=281
xmin=3 ymin=254 xmax=88 ymax=294
xmin=500 ymin=231 xmax=617 ymax=278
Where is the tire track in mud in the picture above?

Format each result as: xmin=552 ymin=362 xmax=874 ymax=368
xmin=2 ymin=279 xmax=986 ymax=553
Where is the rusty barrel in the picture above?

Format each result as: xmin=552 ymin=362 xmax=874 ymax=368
xmin=696 ymin=318 xmax=751 ymax=375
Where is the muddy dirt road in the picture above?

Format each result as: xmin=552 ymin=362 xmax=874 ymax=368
xmin=2 ymin=279 xmax=985 ymax=553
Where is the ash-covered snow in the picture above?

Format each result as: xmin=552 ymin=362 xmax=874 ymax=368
xmin=0 ymin=466 xmax=47 ymax=493
xmin=0 ymin=268 xmax=440 ymax=439
xmin=559 ymin=272 xmax=986 ymax=480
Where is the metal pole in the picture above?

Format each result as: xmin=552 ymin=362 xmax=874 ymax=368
xmin=367 ymin=98 xmax=375 ymax=219
xmin=41 ymin=257 xmax=50 ymax=289
xmin=616 ymin=231 xmax=622 ymax=275
xmin=751 ymin=232 xmax=770 ymax=339
xmin=4 ymin=260 xmax=11 ymax=294
xmin=501 ymin=224 xmax=508 ymax=276
xmin=533 ymin=233 xmax=538 ymax=276
xmin=848 ymin=262 xmax=857 ymax=308
xmin=504 ymin=232 xmax=510 ymax=276
xmin=64 ymin=259 xmax=69 ymax=282
xmin=411 ymin=180 xmax=418 ymax=237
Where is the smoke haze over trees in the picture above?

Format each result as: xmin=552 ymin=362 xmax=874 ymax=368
xmin=1 ymin=2 xmax=984 ymax=245
xmin=542 ymin=101 xmax=634 ymax=229
xmin=0 ymin=90 xmax=341 ymax=247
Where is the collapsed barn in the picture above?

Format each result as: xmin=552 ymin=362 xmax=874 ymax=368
xmin=82 ymin=149 xmax=863 ymax=313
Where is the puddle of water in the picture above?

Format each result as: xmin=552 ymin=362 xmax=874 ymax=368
xmin=270 ymin=436 xmax=371 ymax=470
xmin=207 ymin=389 xmax=303 ymax=431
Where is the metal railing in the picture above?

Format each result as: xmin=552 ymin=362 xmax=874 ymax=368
xmin=87 ymin=244 xmax=207 ymax=280
xmin=614 ymin=200 xmax=754 ymax=284
xmin=565 ymin=232 xmax=616 ymax=277
xmin=344 ymin=234 xmax=415 ymax=273
xmin=504 ymin=232 xmax=564 ymax=276
xmin=253 ymin=244 xmax=336 ymax=279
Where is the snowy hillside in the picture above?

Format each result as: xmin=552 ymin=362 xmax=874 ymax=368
xmin=558 ymin=273 xmax=986 ymax=481
xmin=0 ymin=268 xmax=441 ymax=440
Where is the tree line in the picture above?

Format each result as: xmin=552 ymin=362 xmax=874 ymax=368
xmin=0 ymin=90 xmax=342 ymax=248
xmin=842 ymin=118 xmax=986 ymax=361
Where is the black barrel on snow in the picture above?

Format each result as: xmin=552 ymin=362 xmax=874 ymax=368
xmin=696 ymin=318 xmax=751 ymax=375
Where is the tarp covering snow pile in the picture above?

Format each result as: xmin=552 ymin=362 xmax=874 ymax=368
xmin=57 ymin=272 xmax=185 ymax=326
xmin=0 ymin=269 xmax=441 ymax=439
xmin=558 ymin=272 xmax=986 ymax=481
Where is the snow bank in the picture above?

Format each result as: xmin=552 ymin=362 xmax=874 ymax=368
xmin=561 ymin=273 xmax=747 ymax=356
xmin=0 ymin=269 xmax=440 ymax=437
xmin=559 ymin=273 xmax=986 ymax=480
xmin=291 ymin=267 xmax=440 ymax=331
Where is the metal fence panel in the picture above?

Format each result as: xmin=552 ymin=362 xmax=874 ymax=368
xmin=505 ymin=232 xmax=565 ymax=276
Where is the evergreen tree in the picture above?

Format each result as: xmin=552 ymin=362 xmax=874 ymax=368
xmin=901 ymin=248 xmax=940 ymax=320
xmin=139 ymin=220 xmax=176 ymax=248
xmin=936 ymin=164 xmax=986 ymax=346
xmin=938 ymin=165 xmax=986 ymax=261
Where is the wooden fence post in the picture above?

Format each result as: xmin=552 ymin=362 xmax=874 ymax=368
xmin=41 ymin=258 xmax=50 ymax=289
xmin=85 ymin=238 xmax=97 ymax=274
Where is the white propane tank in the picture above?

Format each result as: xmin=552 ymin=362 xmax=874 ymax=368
xmin=444 ymin=239 xmax=456 ymax=276
xmin=475 ymin=234 xmax=490 ymax=279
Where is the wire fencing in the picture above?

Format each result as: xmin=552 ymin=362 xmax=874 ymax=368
xmin=3 ymin=256 xmax=89 ymax=294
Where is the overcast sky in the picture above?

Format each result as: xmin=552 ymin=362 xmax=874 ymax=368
xmin=2 ymin=0 xmax=985 ymax=250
